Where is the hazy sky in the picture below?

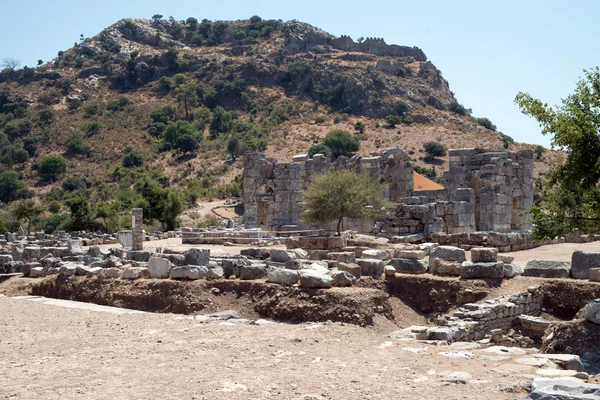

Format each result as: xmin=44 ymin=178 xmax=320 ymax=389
xmin=1 ymin=0 xmax=598 ymax=147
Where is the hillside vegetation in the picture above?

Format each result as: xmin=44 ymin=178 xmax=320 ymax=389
xmin=0 ymin=16 xmax=562 ymax=233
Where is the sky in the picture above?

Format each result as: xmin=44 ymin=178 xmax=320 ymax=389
xmin=1 ymin=0 xmax=598 ymax=147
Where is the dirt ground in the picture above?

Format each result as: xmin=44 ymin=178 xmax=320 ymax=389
xmin=1 ymin=294 xmax=540 ymax=400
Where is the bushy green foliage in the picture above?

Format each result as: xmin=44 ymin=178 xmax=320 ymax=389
xmin=38 ymin=155 xmax=67 ymax=182
xmin=308 ymin=143 xmax=331 ymax=158
xmin=476 ymin=117 xmax=497 ymax=131
xmin=314 ymin=115 xmax=326 ymax=124
xmin=354 ymin=121 xmax=366 ymax=134
xmin=84 ymin=121 xmax=102 ymax=135
xmin=321 ymin=130 xmax=360 ymax=158
xmin=0 ymin=170 xmax=28 ymax=203
xmin=413 ymin=165 xmax=438 ymax=179
xmin=446 ymin=101 xmax=469 ymax=116
xmin=209 ymin=106 xmax=232 ymax=137
xmin=37 ymin=108 xmax=55 ymax=126
xmin=62 ymin=176 xmax=88 ymax=192
xmin=135 ymin=178 xmax=184 ymax=231
xmin=12 ymin=199 xmax=45 ymax=234
xmin=227 ymin=135 xmax=241 ymax=160
xmin=385 ymin=115 xmax=402 ymax=128
xmin=66 ymin=134 xmax=90 ymax=156
xmin=163 ymin=120 xmax=201 ymax=151
xmin=122 ymin=150 xmax=144 ymax=168
xmin=534 ymin=145 xmax=545 ymax=159
xmin=423 ymin=141 xmax=446 ymax=158
xmin=303 ymin=170 xmax=389 ymax=235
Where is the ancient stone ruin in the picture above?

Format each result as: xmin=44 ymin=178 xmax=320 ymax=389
xmin=242 ymin=147 xmax=534 ymax=247
xmin=330 ymin=35 xmax=427 ymax=61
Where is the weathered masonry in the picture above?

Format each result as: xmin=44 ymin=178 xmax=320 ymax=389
xmin=242 ymin=147 xmax=534 ymax=237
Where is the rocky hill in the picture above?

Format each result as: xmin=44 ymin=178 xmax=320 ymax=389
xmin=0 ymin=16 xmax=561 ymax=232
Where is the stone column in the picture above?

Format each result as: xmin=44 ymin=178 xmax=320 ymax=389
xmin=131 ymin=208 xmax=144 ymax=251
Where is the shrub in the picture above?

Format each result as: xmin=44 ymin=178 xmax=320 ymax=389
xmin=447 ymin=101 xmax=469 ymax=116
xmin=163 ymin=120 xmax=200 ymax=150
xmin=534 ymin=145 xmax=545 ymax=159
xmin=66 ymin=134 xmax=90 ymax=156
xmin=37 ymin=108 xmax=55 ymax=126
xmin=321 ymin=130 xmax=360 ymax=158
xmin=67 ymin=97 xmax=82 ymax=111
xmin=0 ymin=170 xmax=26 ymax=203
xmin=227 ymin=135 xmax=241 ymax=161
xmin=62 ymin=176 xmax=88 ymax=191
xmin=308 ymin=143 xmax=331 ymax=158
xmin=423 ymin=141 xmax=446 ymax=159
xmin=476 ymin=117 xmax=497 ymax=131
xmin=48 ymin=201 xmax=61 ymax=213
xmin=175 ymin=133 xmax=200 ymax=154
xmin=385 ymin=115 xmax=402 ymax=128
xmin=354 ymin=121 xmax=366 ymax=134
xmin=38 ymin=155 xmax=67 ymax=182
xmin=315 ymin=115 xmax=326 ymax=124
xmin=122 ymin=150 xmax=144 ymax=168
xmin=209 ymin=106 xmax=232 ymax=137
xmin=84 ymin=102 xmax=104 ymax=117
xmin=84 ymin=121 xmax=102 ymax=135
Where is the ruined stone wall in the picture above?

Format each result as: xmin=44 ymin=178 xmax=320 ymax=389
xmin=243 ymin=149 xmax=414 ymax=229
xmin=330 ymin=35 xmax=427 ymax=61
xmin=444 ymin=148 xmax=534 ymax=233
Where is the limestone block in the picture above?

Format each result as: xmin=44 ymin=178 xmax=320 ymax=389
xmin=572 ymin=250 xmax=600 ymax=280
xmin=127 ymin=250 xmax=151 ymax=262
xmin=357 ymin=258 xmax=385 ymax=278
xmin=388 ymin=258 xmax=428 ymax=274
xmin=328 ymin=252 xmax=356 ymax=264
xmin=525 ymin=378 xmax=600 ymax=400
xmin=88 ymin=246 xmax=110 ymax=258
xmin=337 ymin=262 xmax=362 ymax=278
xmin=147 ymin=256 xmax=173 ymax=279
xmin=430 ymin=245 xmax=466 ymax=263
xmin=121 ymin=267 xmax=148 ymax=280
xmin=68 ymin=239 xmax=84 ymax=255
xmin=524 ymin=260 xmax=571 ymax=278
xmin=394 ymin=249 xmax=427 ymax=259
xmin=589 ymin=268 xmax=600 ymax=282
xmin=103 ymin=267 xmax=121 ymax=279
xmin=75 ymin=265 xmax=92 ymax=276
xmin=471 ymin=248 xmax=498 ymax=263
xmin=504 ymin=263 xmax=524 ymax=278
xmin=384 ymin=265 xmax=396 ymax=277
xmin=170 ymin=265 xmax=208 ymax=280
xmin=240 ymin=248 xmax=268 ymax=259
xmin=207 ymin=266 xmax=224 ymax=280
xmin=299 ymin=270 xmax=333 ymax=288
xmin=58 ymin=265 xmax=77 ymax=277
xmin=239 ymin=264 xmax=267 ymax=280
xmin=270 ymin=248 xmax=308 ymax=263
xmin=460 ymin=261 xmax=504 ymax=279
xmin=267 ymin=267 xmax=299 ymax=286
xmin=0 ymin=254 xmax=13 ymax=266
xmin=184 ymin=248 xmax=210 ymax=266
xmin=22 ymin=247 xmax=40 ymax=261
xmin=30 ymin=266 xmax=43 ymax=278
xmin=578 ymin=299 xmax=600 ymax=324
xmin=431 ymin=259 xmax=461 ymax=276
xmin=329 ymin=269 xmax=356 ymax=287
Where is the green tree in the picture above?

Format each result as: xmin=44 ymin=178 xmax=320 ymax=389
xmin=174 ymin=83 xmax=198 ymax=120
xmin=175 ymin=133 xmax=200 ymax=154
xmin=12 ymin=199 xmax=44 ymax=234
xmin=446 ymin=101 xmax=470 ymax=116
xmin=0 ymin=170 xmax=26 ymax=203
xmin=423 ymin=141 xmax=446 ymax=159
xmin=321 ymin=130 xmax=360 ymax=158
xmin=163 ymin=120 xmax=199 ymax=150
xmin=37 ymin=108 xmax=55 ymax=126
xmin=227 ymin=135 xmax=240 ymax=161
xmin=354 ymin=121 xmax=366 ymax=134
xmin=135 ymin=178 xmax=183 ymax=231
xmin=209 ymin=106 xmax=232 ymax=138
xmin=534 ymin=145 xmax=545 ymax=160
xmin=38 ymin=155 xmax=67 ymax=182
xmin=303 ymin=170 xmax=389 ymax=235
xmin=515 ymin=67 xmax=600 ymax=238
xmin=307 ymin=143 xmax=331 ymax=158
xmin=65 ymin=197 xmax=94 ymax=231
xmin=476 ymin=117 xmax=497 ymax=131
xmin=122 ymin=150 xmax=144 ymax=167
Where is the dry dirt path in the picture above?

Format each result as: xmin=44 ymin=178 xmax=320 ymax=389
xmin=1 ymin=295 xmax=543 ymax=400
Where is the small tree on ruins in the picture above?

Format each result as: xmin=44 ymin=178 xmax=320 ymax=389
xmin=302 ymin=170 xmax=389 ymax=235
xmin=12 ymin=199 xmax=44 ymax=235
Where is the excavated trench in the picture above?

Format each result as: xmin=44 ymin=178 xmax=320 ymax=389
xmin=4 ymin=274 xmax=599 ymax=328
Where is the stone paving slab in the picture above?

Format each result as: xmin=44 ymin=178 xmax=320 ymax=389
xmin=13 ymin=296 xmax=147 ymax=315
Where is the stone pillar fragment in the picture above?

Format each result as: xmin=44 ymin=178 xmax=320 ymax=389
xmin=131 ymin=208 xmax=144 ymax=251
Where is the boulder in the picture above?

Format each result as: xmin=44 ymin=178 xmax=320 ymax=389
xmin=525 ymin=378 xmax=600 ymax=400
xmin=470 ymin=248 xmax=498 ymax=263
xmin=147 ymin=256 xmax=173 ymax=279
xmin=357 ymin=258 xmax=385 ymax=278
xmin=88 ymin=246 xmax=110 ymax=258
xmin=222 ymin=258 xmax=249 ymax=278
xmin=384 ymin=265 xmax=396 ymax=277
xmin=572 ymin=250 xmax=600 ymax=280
xmin=524 ymin=260 xmax=571 ymax=278
xmin=127 ymin=250 xmax=151 ymax=262
xmin=388 ymin=258 xmax=428 ymax=274
xmin=206 ymin=266 xmax=224 ymax=280
xmin=361 ymin=249 xmax=388 ymax=260
xmin=270 ymin=248 xmax=308 ymax=263
xmin=121 ymin=267 xmax=148 ymax=280
xmin=267 ymin=267 xmax=300 ymax=286
xmin=75 ymin=265 xmax=92 ymax=276
xmin=0 ymin=254 xmax=13 ymax=266
xmin=67 ymin=239 xmax=84 ymax=256
xmin=460 ymin=261 xmax=505 ymax=279
xmin=87 ymin=267 xmax=104 ymax=277
xmin=578 ymin=299 xmax=600 ymax=325
xmin=239 ymin=264 xmax=267 ymax=280
xmin=102 ymin=267 xmax=121 ymax=278
xmin=327 ymin=252 xmax=356 ymax=264
xmin=336 ymin=262 xmax=362 ymax=278
xmin=170 ymin=265 xmax=208 ymax=280
xmin=299 ymin=270 xmax=333 ymax=288
xmin=184 ymin=248 xmax=210 ymax=266
xmin=29 ymin=267 xmax=43 ymax=278
xmin=105 ymin=255 xmax=123 ymax=269
xmin=329 ymin=269 xmax=356 ymax=287
xmin=22 ymin=262 xmax=40 ymax=277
